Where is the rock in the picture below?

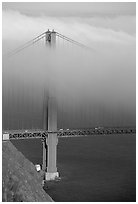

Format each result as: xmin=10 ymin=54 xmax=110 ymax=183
xmin=2 ymin=141 xmax=53 ymax=202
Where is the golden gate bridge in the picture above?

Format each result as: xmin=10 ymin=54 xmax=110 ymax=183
xmin=2 ymin=29 xmax=136 ymax=181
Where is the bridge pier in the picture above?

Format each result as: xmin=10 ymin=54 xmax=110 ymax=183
xmin=42 ymin=138 xmax=47 ymax=171
xmin=45 ymin=133 xmax=59 ymax=180
xmin=42 ymin=90 xmax=48 ymax=171
xmin=45 ymin=96 xmax=59 ymax=180
xmin=43 ymin=96 xmax=59 ymax=181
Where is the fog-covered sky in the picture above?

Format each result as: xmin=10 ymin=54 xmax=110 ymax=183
xmin=3 ymin=2 xmax=136 ymax=44
xmin=2 ymin=2 xmax=136 ymax=129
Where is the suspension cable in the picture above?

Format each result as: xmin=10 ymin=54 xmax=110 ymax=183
xmin=56 ymin=32 xmax=94 ymax=51
xmin=3 ymin=29 xmax=95 ymax=58
xmin=3 ymin=32 xmax=46 ymax=58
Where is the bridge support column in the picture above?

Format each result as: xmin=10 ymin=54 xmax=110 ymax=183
xmin=45 ymin=133 xmax=59 ymax=180
xmin=45 ymin=96 xmax=59 ymax=180
xmin=42 ymin=90 xmax=48 ymax=171
xmin=42 ymin=138 xmax=47 ymax=171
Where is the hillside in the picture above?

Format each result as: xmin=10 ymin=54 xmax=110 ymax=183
xmin=2 ymin=141 xmax=53 ymax=202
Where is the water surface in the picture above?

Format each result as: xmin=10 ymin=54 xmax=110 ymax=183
xmin=12 ymin=134 xmax=136 ymax=202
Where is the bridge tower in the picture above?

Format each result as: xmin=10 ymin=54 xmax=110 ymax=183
xmin=42 ymin=90 xmax=48 ymax=171
xmin=43 ymin=29 xmax=59 ymax=180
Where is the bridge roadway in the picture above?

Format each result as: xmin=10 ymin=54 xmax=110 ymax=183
xmin=2 ymin=127 xmax=136 ymax=140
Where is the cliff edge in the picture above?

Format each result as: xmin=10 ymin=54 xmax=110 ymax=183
xmin=2 ymin=141 xmax=53 ymax=202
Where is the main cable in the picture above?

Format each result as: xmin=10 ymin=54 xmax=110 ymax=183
xmin=56 ymin=32 xmax=94 ymax=51
xmin=3 ymin=30 xmax=95 ymax=58
xmin=3 ymin=32 xmax=46 ymax=58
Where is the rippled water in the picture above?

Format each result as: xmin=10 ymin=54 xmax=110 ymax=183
xmin=12 ymin=134 xmax=136 ymax=202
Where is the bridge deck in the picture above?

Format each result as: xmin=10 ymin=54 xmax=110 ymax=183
xmin=2 ymin=127 xmax=136 ymax=140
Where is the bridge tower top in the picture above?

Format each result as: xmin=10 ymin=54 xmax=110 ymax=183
xmin=46 ymin=29 xmax=56 ymax=47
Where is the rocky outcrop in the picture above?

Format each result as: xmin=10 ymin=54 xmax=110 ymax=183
xmin=2 ymin=141 xmax=53 ymax=202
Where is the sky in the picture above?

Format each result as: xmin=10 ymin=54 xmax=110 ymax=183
xmin=2 ymin=2 xmax=136 ymax=17
xmin=2 ymin=2 xmax=136 ymax=44
xmin=2 ymin=2 xmax=136 ymax=129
